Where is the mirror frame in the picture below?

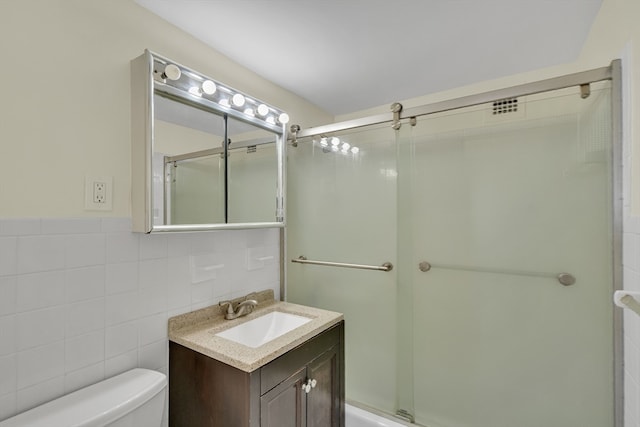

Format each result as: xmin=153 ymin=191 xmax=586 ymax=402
xmin=131 ymin=50 xmax=286 ymax=233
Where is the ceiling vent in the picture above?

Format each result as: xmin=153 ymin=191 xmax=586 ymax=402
xmin=492 ymin=98 xmax=519 ymax=115
xmin=486 ymin=96 xmax=526 ymax=122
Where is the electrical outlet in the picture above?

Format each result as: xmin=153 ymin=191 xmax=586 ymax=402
xmin=85 ymin=176 xmax=113 ymax=211
xmin=94 ymin=181 xmax=106 ymax=204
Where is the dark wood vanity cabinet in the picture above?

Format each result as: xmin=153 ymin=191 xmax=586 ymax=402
xmin=261 ymin=341 xmax=341 ymax=427
xmin=169 ymin=321 xmax=344 ymax=427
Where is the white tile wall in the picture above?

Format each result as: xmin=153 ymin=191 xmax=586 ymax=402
xmin=624 ymin=202 xmax=640 ymax=427
xmin=0 ymin=218 xmax=280 ymax=421
xmin=621 ymin=47 xmax=639 ymax=427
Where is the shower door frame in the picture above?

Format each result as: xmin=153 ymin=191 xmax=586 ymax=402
xmin=284 ymin=59 xmax=623 ymax=427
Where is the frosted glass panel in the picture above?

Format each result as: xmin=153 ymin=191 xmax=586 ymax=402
xmin=287 ymin=124 xmax=398 ymax=414
xmin=405 ymin=83 xmax=613 ymax=427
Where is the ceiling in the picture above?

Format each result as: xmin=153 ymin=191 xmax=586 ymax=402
xmin=135 ymin=0 xmax=603 ymax=116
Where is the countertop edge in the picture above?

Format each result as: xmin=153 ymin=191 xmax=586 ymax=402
xmin=169 ymin=301 xmax=344 ymax=372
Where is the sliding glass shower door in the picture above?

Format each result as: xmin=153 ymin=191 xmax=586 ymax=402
xmin=401 ymin=82 xmax=613 ymax=427
xmin=287 ymin=78 xmax=616 ymax=427
xmin=287 ymin=124 xmax=399 ymax=414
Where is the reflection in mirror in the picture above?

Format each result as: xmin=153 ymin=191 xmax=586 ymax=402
xmin=227 ymin=115 xmax=279 ymax=223
xmin=167 ymin=155 xmax=225 ymax=225
xmin=153 ymin=94 xmax=226 ymax=226
xmin=131 ymin=50 xmax=288 ymax=232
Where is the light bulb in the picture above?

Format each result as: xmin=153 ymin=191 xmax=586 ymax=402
xmin=278 ymin=113 xmax=290 ymax=124
xmin=257 ymin=104 xmax=269 ymax=116
xmin=330 ymin=137 xmax=340 ymax=146
xmin=351 ymin=147 xmax=360 ymax=154
xmin=266 ymin=116 xmax=276 ymax=124
xmin=162 ymin=64 xmax=181 ymax=81
xmin=341 ymin=142 xmax=351 ymax=151
xmin=244 ymin=108 xmax=254 ymax=116
xmin=320 ymin=137 xmax=328 ymax=147
xmin=188 ymin=87 xmax=202 ymax=97
xmin=202 ymin=80 xmax=216 ymax=95
xmin=232 ymin=93 xmax=246 ymax=107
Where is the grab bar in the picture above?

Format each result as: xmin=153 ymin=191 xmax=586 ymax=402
xmin=418 ymin=261 xmax=575 ymax=286
xmin=292 ymin=256 xmax=393 ymax=272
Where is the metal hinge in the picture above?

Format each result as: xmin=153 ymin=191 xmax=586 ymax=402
xmin=391 ymin=102 xmax=403 ymax=130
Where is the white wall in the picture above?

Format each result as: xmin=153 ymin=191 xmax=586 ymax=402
xmin=338 ymin=0 xmax=639 ymax=131
xmin=0 ymin=0 xmax=332 ymax=218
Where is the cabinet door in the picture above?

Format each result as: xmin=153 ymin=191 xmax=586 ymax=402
xmin=306 ymin=344 xmax=341 ymax=427
xmin=261 ymin=366 xmax=307 ymax=427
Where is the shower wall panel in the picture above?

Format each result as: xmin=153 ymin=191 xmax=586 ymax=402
xmin=406 ymin=84 xmax=613 ymax=427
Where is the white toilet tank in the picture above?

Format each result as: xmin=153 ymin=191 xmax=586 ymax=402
xmin=0 ymin=368 xmax=167 ymax=427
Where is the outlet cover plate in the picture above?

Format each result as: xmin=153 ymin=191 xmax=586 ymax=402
xmin=84 ymin=175 xmax=113 ymax=211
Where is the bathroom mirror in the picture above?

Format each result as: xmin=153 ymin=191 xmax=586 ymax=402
xmin=131 ymin=50 xmax=287 ymax=232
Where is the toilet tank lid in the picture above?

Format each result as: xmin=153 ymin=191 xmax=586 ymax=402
xmin=0 ymin=369 xmax=167 ymax=427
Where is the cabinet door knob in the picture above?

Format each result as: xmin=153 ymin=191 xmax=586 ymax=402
xmin=302 ymin=378 xmax=317 ymax=393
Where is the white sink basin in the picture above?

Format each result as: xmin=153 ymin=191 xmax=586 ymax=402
xmin=215 ymin=311 xmax=312 ymax=348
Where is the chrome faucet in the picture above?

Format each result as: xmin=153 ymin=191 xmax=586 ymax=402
xmin=219 ymin=293 xmax=258 ymax=320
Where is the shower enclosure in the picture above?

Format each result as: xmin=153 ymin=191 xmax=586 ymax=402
xmin=286 ymin=62 xmax=622 ymax=427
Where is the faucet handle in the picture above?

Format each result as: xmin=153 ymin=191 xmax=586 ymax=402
xmin=219 ymin=300 xmax=234 ymax=315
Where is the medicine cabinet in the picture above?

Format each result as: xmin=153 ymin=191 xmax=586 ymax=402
xmin=131 ymin=50 xmax=288 ymax=232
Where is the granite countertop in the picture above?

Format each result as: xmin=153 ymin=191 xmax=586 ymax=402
xmin=168 ymin=290 xmax=344 ymax=372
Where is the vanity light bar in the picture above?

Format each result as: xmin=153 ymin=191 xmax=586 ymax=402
xmin=150 ymin=53 xmax=290 ymax=130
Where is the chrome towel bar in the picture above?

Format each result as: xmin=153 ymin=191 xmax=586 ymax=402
xmin=418 ymin=261 xmax=575 ymax=286
xmin=292 ymin=256 xmax=393 ymax=272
